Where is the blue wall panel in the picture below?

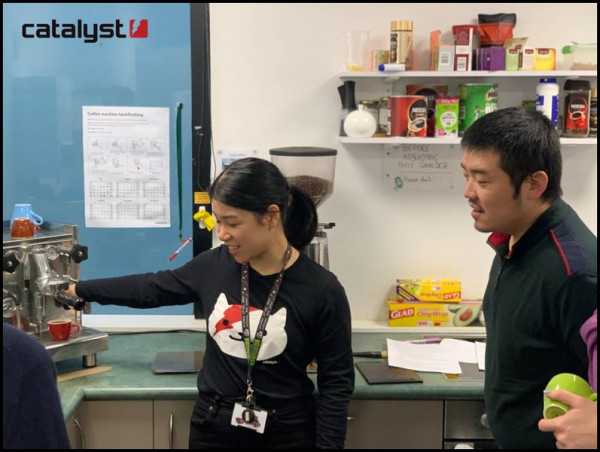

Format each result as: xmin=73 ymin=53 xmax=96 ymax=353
xmin=3 ymin=4 xmax=195 ymax=315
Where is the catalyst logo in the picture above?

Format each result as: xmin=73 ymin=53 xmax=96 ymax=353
xmin=129 ymin=20 xmax=148 ymax=38
xmin=22 ymin=19 xmax=149 ymax=43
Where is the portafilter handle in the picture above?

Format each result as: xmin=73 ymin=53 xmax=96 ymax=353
xmin=54 ymin=293 xmax=86 ymax=311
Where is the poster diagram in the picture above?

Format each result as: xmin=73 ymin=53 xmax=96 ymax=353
xmin=83 ymin=106 xmax=170 ymax=227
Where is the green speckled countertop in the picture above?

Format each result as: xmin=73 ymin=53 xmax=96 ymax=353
xmin=56 ymin=332 xmax=484 ymax=420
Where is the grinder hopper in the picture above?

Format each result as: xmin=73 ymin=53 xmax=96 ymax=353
xmin=269 ymin=147 xmax=337 ymax=269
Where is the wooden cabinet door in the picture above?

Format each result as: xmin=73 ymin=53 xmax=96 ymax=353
xmin=66 ymin=404 xmax=84 ymax=449
xmin=77 ymin=400 xmax=154 ymax=449
xmin=153 ymin=399 xmax=196 ymax=449
xmin=345 ymin=400 xmax=443 ymax=449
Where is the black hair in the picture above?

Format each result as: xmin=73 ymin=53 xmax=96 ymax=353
xmin=208 ymin=157 xmax=318 ymax=249
xmin=460 ymin=106 xmax=563 ymax=201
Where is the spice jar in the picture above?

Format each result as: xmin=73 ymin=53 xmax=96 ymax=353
xmin=562 ymin=79 xmax=591 ymax=137
xmin=378 ymin=96 xmax=390 ymax=136
xmin=390 ymin=20 xmax=413 ymax=70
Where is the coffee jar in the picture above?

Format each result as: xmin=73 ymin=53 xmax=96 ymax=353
xmin=390 ymin=20 xmax=413 ymax=70
xmin=590 ymin=88 xmax=597 ymax=137
xmin=562 ymin=79 xmax=591 ymax=137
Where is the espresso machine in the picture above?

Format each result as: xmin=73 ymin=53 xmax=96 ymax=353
xmin=269 ymin=147 xmax=337 ymax=270
xmin=3 ymin=221 xmax=108 ymax=367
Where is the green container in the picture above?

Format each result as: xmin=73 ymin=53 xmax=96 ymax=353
xmin=458 ymin=84 xmax=498 ymax=136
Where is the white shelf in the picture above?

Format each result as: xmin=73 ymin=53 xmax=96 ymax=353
xmin=339 ymin=70 xmax=597 ymax=80
xmin=351 ymin=319 xmax=486 ymax=337
xmin=339 ymin=70 xmax=597 ymax=146
xmin=340 ymin=136 xmax=597 ymax=146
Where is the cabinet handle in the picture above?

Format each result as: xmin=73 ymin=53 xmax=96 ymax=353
xmin=169 ymin=412 xmax=174 ymax=449
xmin=480 ymin=413 xmax=490 ymax=429
xmin=73 ymin=417 xmax=86 ymax=449
xmin=347 ymin=416 xmax=356 ymax=421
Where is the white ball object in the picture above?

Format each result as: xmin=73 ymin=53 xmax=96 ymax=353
xmin=343 ymin=107 xmax=377 ymax=138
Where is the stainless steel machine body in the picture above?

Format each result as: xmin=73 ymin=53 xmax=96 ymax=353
xmin=304 ymin=222 xmax=335 ymax=270
xmin=3 ymin=221 xmax=108 ymax=367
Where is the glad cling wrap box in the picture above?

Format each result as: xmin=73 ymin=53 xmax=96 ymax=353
xmin=387 ymin=300 xmax=483 ymax=327
xmin=396 ymin=278 xmax=462 ymax=302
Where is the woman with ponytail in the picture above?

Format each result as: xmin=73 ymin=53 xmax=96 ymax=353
xmin=67 ymin=157 xmax=354 ymax=449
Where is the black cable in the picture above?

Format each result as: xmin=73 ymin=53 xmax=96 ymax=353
xmin=176 ymin=102 xmax=183 ymax=238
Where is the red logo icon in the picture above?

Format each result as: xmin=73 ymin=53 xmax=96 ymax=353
xmin=129 ymin=20 xmax=148 ymax=38
xmin=390 ymin=307 xmax=415 ymax=319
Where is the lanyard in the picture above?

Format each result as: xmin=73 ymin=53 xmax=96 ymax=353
xmin=240 ymin=243 xmax=292 ymax=404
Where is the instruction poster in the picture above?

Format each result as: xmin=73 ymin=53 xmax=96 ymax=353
xmin=82 ymin=106 xmax=170 ymax=227
xmin=384 ymin=144 xmax=457 ymax=191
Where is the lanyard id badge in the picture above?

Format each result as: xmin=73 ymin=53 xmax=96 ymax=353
xmin=231 ymin=402 xmax=267 ymax=433
xmin=230 ymin=244 xmax=292 ymax=433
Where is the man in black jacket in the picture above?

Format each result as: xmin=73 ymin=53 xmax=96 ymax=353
xmin=3 ymin=323 xmax=71 ymax=449
xmin=460 ymin=107 xmax=597 ymax=449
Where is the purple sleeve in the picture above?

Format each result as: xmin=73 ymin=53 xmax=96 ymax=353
xmin=580 ymin=309 xmax=597 ymax=391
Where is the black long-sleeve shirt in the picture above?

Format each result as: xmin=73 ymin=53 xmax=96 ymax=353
xmin=3 ymin=323 xmax=71 ymax=449
xmin=483 ymin=198 xmax=597 ymax=449
xmin=76 ymin=245 xmax=355 ymax=448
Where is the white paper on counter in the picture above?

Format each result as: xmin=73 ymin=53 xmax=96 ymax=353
xmin=475 ymin=341 xmax=486 ymax=371
xmin=439 ymin=338 xmax=478 ymax=363
xmin=386 ymin=338 xmax=462 ymax=374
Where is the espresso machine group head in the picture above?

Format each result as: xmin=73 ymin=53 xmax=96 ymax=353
xmin=269 ymin=147 xmax=337 ymax=270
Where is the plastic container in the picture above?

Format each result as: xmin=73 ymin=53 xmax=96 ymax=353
xmin=536 ymin=78 xmax=560 ymax=128
xmin=458 ymin=83 xmax=499 ymax=136
xmin=562 ymin=79 xmax=591 ymax=138
xmin=561 ymin=43 xmax=597 ymax=70
xmin=269 ymin=147 xmax=337 ymax=207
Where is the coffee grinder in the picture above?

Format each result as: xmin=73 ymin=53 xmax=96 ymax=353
xmin=269 ymin=147 xmax=337 ymax=270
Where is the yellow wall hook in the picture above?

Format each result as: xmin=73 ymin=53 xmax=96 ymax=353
xmin=193 ymin=207 xmax=215 ymax=231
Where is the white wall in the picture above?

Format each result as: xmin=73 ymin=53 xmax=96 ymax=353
xmin=209 ymin=3 xmax=597 ymax=322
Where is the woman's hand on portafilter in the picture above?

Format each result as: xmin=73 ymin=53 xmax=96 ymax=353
xmin=65 ymin=283 xmax=78 ymax=298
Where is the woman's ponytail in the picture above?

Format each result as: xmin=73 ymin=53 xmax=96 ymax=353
xmin=284 ymin=185 xmax=317 ymax=250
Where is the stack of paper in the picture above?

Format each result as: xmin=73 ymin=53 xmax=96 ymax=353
xmin=386 ymin=338 xmax=486 ymax=374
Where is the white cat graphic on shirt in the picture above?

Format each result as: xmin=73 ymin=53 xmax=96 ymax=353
xmin=208 ymin=293 xmax=287 ymax=360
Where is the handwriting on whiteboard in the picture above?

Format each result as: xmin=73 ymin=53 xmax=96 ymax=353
xmin=384 ymin=144 xmax=458 ymax=191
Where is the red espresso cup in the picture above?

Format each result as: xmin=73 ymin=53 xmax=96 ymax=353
xmin=47 ymin=319 xmax=81 ymax=341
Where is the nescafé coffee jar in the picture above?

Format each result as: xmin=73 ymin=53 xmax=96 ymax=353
xmin=562 ymin=79 xmax=591 ymax=137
